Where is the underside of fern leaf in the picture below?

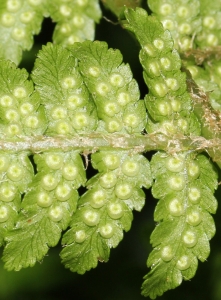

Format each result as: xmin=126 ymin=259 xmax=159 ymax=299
xmin=0 ymin=0 xmax=101 ymax=65
xmin=0 ymin=2 xmax=220 ymax=299
xmin=124 ymin=7 xmax=219 ymax=299
xmin=60 ymin=40 xmax=152 ymax=273
xmin=0 ymin=40 xmax=153 ymax=275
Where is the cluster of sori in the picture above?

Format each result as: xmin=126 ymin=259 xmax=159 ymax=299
xmin=124 ymin=8 xmax=218 ymax=298
xmin=0 ymin=59 xmax=46 ymax=246
xmin=61 ymin=150 xmax=152 ymax=273
xmin=58 ymin=40 xmax=152 ymax=272
xmin=49 ymin=0 xmax=101 ymax=47
xmin=0 ymin=152 xmax=33 ymax=246
xmin=32 ymin=43 xmax=98 ymax=135
xmin=196 ymin=0 xmax=221 ymax=48
xmin=0 ymin=60 xmax=46 ymax=137
xmin=1 ymin=40 xmax=153 ymax=272
xmin=152 ymin=0 xmax=221 ymax=163
xmin=3 ymin=150 xmax=86 ymax=271
xmin=125 ymin=7 xmax=200 ymax=136
xmin=0 ymin=0 xmax=44 ymax=63
xmin=71 ymin=40 xmax=147 ymax=134
xmin=0 ymin=0 xmax=101 ymax=64
xmin=148 ymin=0 xmax=221 ymax=50
xmin=148 ymin=0 xmax=201 ymax=51
xmin=148 ymin=0 xmax=221 ymax=124
xmin=1 ymin=43 xmax=97 ymax=270
xmin=143 ymin=151 xmax=217 ymax=298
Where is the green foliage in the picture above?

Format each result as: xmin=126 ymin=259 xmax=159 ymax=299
xmin=60 ymin=40 xmax=152 ymax=273
xmin=142 ymin=152 xmax=217 ymax=298
xmin=0 ymin=0 xmax=220 ymax=299
xmin=61 ymin=150 xmax=152 ymax=273
xmin=47 ymin=0 xmax=101 ymax=47
xmin=124 ymin=7 xmax=219 ymax=297
xmin=70 ymin=40 xmax=146 ymax=133
xmin=3 ymin=150 xmax=85 ymax=271
xmin=0 ymin=39 xmax=152 ymax=276
xmin=147 ymin=0 xmax=201 ymax=51
xmin=32 ymin=43 xmax=97 ymax=135
xmin=0 ymin=0 xmax=101 ymax=65
xmin=124 ymin=7 xmax=200 ymax=136
xmin=0 ymin=0 xmax=44 ymax=64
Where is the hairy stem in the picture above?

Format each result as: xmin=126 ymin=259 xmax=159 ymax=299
xmin=0 ymin=133 xmax=220 ymax=157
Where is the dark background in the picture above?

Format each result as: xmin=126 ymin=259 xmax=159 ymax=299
xmin=3 ymin=3 xmax=221 ymax=300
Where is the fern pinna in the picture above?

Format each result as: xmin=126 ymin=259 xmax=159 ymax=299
xmin=0 ymin=31 xmax=152 ymax=277
xmin=0 ymin=2 xmax=220 ymax=299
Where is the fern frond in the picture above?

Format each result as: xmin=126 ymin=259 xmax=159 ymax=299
xmin=147 ymin=0 xmax=201 ymax=51
xmin=3 ymin=150 xmax=86 ymax=271
xmin=0 ymin=0 xmax=101 ymax=64
xmin=61 ymin=149 xmax=152 ymax=273
xmin=124 ymin=8 xmax=200 ymax=135
xmin=0 ymin=3 xmax=220 ymax=298
xmin=60 ymin=40 xmax=152 ymax=273
xmin=196 ymin=0 xmax=221 ymax=48
xmin=142 ymin=152 xmax=218 ymax=298
xmin=70 ymin=40 xmax=146 ymax=134
xmin=124 ymin=7 xmax=218 ymax=298
xmin=2 ymin=43 xmax=91 ymax=270
xmin=0 ymin=57 xmax=46 ymax=247
xmin=0 ymin=41 xmax=153 ymax=273
xmin=0 ymin=0 xmax=45 ymax=64
xmin=32 ymin=43 xmax=97 ymax=136
xmin=47 ymin=0 xmax=101 ymax=47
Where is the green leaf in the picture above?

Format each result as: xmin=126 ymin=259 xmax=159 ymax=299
xmin=196 ymin=0 xmax=221 ymax=48
xmin=124 ymin=8 xmax=201 ymax=136
xmin=70 ymin=40 xmax=146 ymax=134
xmin=147 ymin=0 xmax=201 ymax=51
xmin=0 ymin=0 xmax=45 ymax=64
xmin=61 ymin=196 xmax=131 ymax=274
xmin=142 ymin=261 xmax=182 ymax=299
xmin=61 ymin=150 xmax=152 ymax=273
xmin=0 ymin=151 xmax=34 ymax=245
xmin=0 ymin=59 xmax=47 ymax=137
xmin=47 ymin=0 xmax=101 ymax=46
xmin=150 ymin=218 xmax=182 ymax=247
xmin=197 ymin=154 xmax=218 ymax=191
xmin=0 ymin=57 xmax=49 ymax=245
xmin=61 ymin=223 xmax=110 ymax=274
xmin=32 ymin=43 xmax=97 ymax=136
xmin=3 ymin=214 xmax=62 ymax=271
xmin=141 ymin=152 xmax=218 ymax=298
xmin=124 ymin=7 xmax=169 ymax=49
xmin=3 ymin=150 xmax=86 ymax=270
